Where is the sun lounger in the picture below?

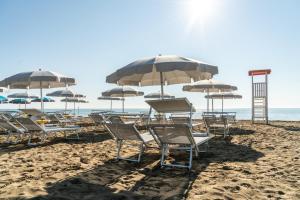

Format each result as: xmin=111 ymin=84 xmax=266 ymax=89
xmin=150 ymin=124 xmax=213 ymax=170
xmin=104 ymin=122 xmax=155 ymax=163
xmin=202 ymin=114 xmax=231 ymax=137
xmin=15 ymin=117 xmax=80 ymax=145
xmin=0 ymin=118 xmax=26 ymax=144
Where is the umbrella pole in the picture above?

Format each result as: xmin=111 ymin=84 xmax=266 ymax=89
xmin=207 ymin=90 xmax=210 ymax=112
xmin=160 ymin=72 xmax=164 ymax=99
xmin=74 ymin=102 xmax=76 ymax=115
xmin=110 ymin=100 xmax=112 ymax=112
xmin=122 ymin=98 xmax=124 ymax=113
xmin=222 ymin=97 xmax=224 ymax=113
xmin=212 ymin=99 xmax=214 ymax=112
xmin=40 ymin=82 xmax=43 ymax=112
xmin=65 ymin=98 xmax=68 ymax=112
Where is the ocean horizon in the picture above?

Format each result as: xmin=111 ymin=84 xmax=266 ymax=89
xmin=1 ymin=108 xmax=300 ymax=121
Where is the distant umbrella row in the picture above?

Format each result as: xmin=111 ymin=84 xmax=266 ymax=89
xmin=0 ymin=54 xmax=242 ymax=113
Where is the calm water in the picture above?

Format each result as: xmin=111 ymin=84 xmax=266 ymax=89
xmin=2 ymin=108 xmax=299 ymax=121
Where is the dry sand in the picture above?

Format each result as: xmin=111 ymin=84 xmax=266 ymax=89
xmin=0 ymin=121 xmax=299 ymax=199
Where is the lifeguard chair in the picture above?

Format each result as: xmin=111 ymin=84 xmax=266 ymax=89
xmin=248 ymin=69 xmax=271 ymax=124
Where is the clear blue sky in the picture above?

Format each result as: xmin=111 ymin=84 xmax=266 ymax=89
xmin=0 ymin=0 xmax=299 ymax=110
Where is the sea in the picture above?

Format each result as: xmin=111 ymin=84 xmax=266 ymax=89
xmin=2 ymin=108 xmax=299 ymax=121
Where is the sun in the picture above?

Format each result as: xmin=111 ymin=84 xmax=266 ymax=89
xmin=183 ymin=0 xmax=220 ymax=30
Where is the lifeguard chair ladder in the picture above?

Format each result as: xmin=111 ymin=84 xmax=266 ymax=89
xmin=248 ymin=69 xmax=271 ymax=124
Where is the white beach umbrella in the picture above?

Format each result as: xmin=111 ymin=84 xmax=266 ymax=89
xmin=183 ymin=80 xmax=237 ymax=112
xmin=144 ymin=91 xmax=175 ymax=99
xmin=0 ymin=69 xmax=76 ymax=112
xmin=98 ymin=96 xmax=123 ymax=112
xmin=205 ymin=92 xmax=242 ymax=112
xmin=47 ymin=89 xmax=82 ymax=111
xmin=106 ymin=55 xmax=218 ymax=98
xmin=7 ymin=92 xmax=38 ymax=99
xmin=102 ymin=87 xmax=144 ymax=112
xmin=61 ymin=97 xmax=88 ymax=115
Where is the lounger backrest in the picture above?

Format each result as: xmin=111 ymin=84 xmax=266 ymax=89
xmin=170 ymin=116 xmax=191 ymax=124
xmin=0 ymin=118 xmax=20 ymax=132
xmin=105 ymin=123 xmax=141 ymax=141
xmin=150 ymin=124 xmax=194 ymax=145
xmin=15 ymin=117 xmax=43 ymax=132
xmin=202 ymin=115 xmax=217 ymax=127
xmin=108 ymin=116 xmax=124 ymax=124
xmin=89 ymin=113 xmax=105 ymax=124
xmin=47 ymin=114 xmax=60 ymax=123
xmin=146 ymin=98 xmax=196 ymax=113
xmin=20 ymin=109 xmax=43 ymax=117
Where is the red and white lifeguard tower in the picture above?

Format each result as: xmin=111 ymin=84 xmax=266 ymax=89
xmin=248 ymin=69 xmax=271 ymax=124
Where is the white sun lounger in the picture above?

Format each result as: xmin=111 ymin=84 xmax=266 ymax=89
xmin=16 ymin=117 xmax=80 ymax=145
xmin=104 ymin=122 xmax=155 ymax=163
xmin=0 ymin=118 xmax=26 ymax=144
xmin=150 ymin=124 xmax=213 ymax=170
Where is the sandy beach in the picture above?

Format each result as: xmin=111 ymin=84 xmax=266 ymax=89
xmin=0 ymin=121 xmax=299 ymax=200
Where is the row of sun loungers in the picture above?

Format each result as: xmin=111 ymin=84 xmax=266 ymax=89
xmin=0 ymin=98 xmax=236 ymax=169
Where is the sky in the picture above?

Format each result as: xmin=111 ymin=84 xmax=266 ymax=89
xmin=0 ymin=0 xmax=299 ymax=110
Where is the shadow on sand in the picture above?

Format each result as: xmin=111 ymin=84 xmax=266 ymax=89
xmin=24 ymin=137 xmax=264 ymax=200
xmin=0 ymin=131 xmax=112 ymax=154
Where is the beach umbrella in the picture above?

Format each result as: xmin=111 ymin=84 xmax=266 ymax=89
xmin=31 ymin=97 xmax=55 ymax=102
xmin=98 ymin=96 xmax=123 ymax=112
xmin=9 ymin=98 xmax=31 ymax=109
xmin=106 ymin=55 xmax=218 ymax=98
xmin=61 ymin=98 xmax=88 ymax=115
xmin=102 ymin=87 xmax=144 ymax=112
xmin=0 ymin=69 xmax=76 ymax=112
xmin=183 ymin=80 xmax=237 ymax=112
xmin=47 ymin=89 xmax=75 ymax=111
xmin=205 ymin=92 xmax=242 ymax=112
xmin=144 ymin=91 xmax=175 ymax=99
xmin=7 ymin=92 xmax=38 ymax=99
xmin=0 ymin=96 xmax=8 ymax=104
xmin=7 ymin=92 xmax=37 ymax=109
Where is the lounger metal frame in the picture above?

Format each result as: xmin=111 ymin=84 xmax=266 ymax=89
xmin=16 ymin=117 xmax=80 ymax=145
xmin=150 ymin=124 xmax=211 ymax=170
xmin=104 ymin=122 xmax=154 ymax=163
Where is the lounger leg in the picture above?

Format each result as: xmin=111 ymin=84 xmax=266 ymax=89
xmin=5 ymin=131 xmax=11 ymax=143
xmin=161 ymin=144 xmax=167 ymax=167
xmin=116 ymin=140 xmax=123 ymax=161
xmin=188 ymin=145 xmax=193 ymax=170
xmin=137 ymin=143 xmax=144 ymax=163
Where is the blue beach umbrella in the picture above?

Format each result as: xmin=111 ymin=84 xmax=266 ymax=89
xmin=9 ymin=98 xmax=31 ymax=109
xmin=31 ymin=97 xmax=55 ymax=102
xmin=0 ymin=96 xmax=8 ymax=104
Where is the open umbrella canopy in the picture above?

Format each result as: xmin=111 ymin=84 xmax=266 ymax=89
xmin=144 ymin=92 xmax=175 ymax=99
xmin=9 ymin=98 xmax=30 ymax=104
xmin=46 ymin=89 xmax=75 ymax=97
xmin=106 ymin=55 xmax=218 ymax=86
xmin=102 ymin=87 xmax=144 ymax=97
xmin=97 ymin=96 xmax=122 ymax=101
xmin=0 ymin=69 xmax=76 ymax=112
xmin=61 ymin=98 xmax=88 ymax=103
xmin=0 ymin=96 xmax=8 ymax=103
xmin=182 ymin=80 xmax=237 ymax=93
xmin=205 ymin=92 xmax=242 ymax=112
xmin=8 ymin=92 xmax=38 ymax=99
xmin=205 ymin=92 xmax=242 ymax=99
xmin=31 ymin=97 xmax=55 ymax=102
xmin=0 ymin=70 xmax=76 ymax=89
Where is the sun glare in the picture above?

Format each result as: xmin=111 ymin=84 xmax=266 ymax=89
xmin=183 ymin=0 xmax=220 ymax=31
